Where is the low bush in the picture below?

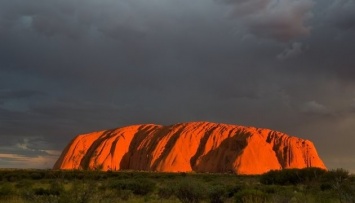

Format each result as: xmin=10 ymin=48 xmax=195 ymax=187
xmin=175 ymin=179 xmax=205 ymax=203
xmin=15 ymin=180 xmax=34 ymax=189
xmin=116 ymin=189 xmax=132 ymax=201
xmin=234 ymin=189 xmax=268 ymax=203
xmin=110 ymin=178 xmax=156 ymax=196
xmin=30 ymin=172 xmax=45 ymax=180
xmin=0 ymin=183 xmax=16 ymax=197
xmin=226 ymin=183 xmax=244 ymax=198
xmin=158 ymin=185 xmax=175 ymax=200
xmin=62 ymin=180 xmax=99 ymax=203
xmin=32 ymin=181 xmax=64 ymax=196
xmin=208 ymin=184 xmax=226 ymax=203
xmin=321 ymin=168 xmax=350 ymax=184
xmin=260 ymin=167 xmax=326 ymax=185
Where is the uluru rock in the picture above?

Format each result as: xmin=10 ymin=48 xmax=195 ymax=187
xmin=53 ymin=122 xmax=326 ymax=174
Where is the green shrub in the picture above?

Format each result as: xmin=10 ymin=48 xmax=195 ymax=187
xmin=208 ymin=185 xmax=226 ymax=203
xmin=260 ymin=168 xmax=326 ymax=185
xmin=338 ymin=182 xmax=355 ymax=203
xmin=297 ymin=167 xmax=326 ymax=182
xmin=32 ymin=182 xmax=64 ymax=196
xmin=15 ymin=180 xmax=34 ymax=189
xmin=319 ymin=168 xmax=354 ymax=202
xmin=320 ymin=183 xmax=333 ymax=191
xmin=30 ymin=172 xmax=45 ymax=180
xmin=116 ymin=189 xmax=132 ymax=201
xmin=158 ymin=185 xmax=175 ymax=200
xmin=226 ymin=183 xmax=244 ymax=198
xmin=321 ymin=168 xmax=349 ymax=184
xmin=0 ymin=183 xmax=16 ymax=197
xmin=4 ymin=174 xmax=19 ymax=182
xmin=234 ymin=189 xmax=268 ymax=203
xmin=110 ymin=178 xmax=156 ymax=196
xmin=260 ymin=185 xmax=278 ymax=194
xmin=175 ymin=179 xmax=205 ymax=203
xmin=61 ymin=180 xmax=98 ymax=203
xmin=50 ymin=181 xmax=65 ymax=196
xmin=33 ymin=188 xmax=53 ymax=196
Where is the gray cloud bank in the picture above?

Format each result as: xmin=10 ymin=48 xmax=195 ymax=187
xmin=0 ymin=0 xmax=354 ymax=171
xmin=223 ymin=0 xmax=315 ymax=41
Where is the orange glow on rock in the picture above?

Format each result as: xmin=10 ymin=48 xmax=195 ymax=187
xmin=53 ymin=122 xmax=326 ymax=174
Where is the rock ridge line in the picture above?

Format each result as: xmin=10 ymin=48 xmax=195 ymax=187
xmin=53 ymin=121 xmax=326 ymax=174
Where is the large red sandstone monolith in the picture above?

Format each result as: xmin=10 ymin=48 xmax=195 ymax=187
xmin=53 ymin=122 xmax=326 ymax=174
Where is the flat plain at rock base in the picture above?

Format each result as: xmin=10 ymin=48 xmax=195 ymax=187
xmin=53 ymin=122 xmax=326 ymax=174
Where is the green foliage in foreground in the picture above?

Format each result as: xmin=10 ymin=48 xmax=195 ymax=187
xmin=0 ymin=168 xmax=353 ymax=202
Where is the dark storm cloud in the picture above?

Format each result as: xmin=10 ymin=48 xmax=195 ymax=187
xmin=288 ymin=0 xmax=355 ymax=80
xmin=0 ymin=89 xmax=45 ymax=101
xmin=326 ymin=0 xmax=355 ymax=31
xmin=220 ymin=0 xmax=314 ymax=41
xmin=277 ymin=42 xmax=304 ymax=60
xmin=300 ymin=100 xmax=331 ymax=116
xmin=0 ymin=0 xmax=355 ymax=171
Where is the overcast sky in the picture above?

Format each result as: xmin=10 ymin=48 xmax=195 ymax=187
xmin=0 ymin=0 xmax=354 ymax=171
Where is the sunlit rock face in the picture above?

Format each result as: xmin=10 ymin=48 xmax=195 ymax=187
xmin=53 ymin=122 xmax=326 ymax=174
